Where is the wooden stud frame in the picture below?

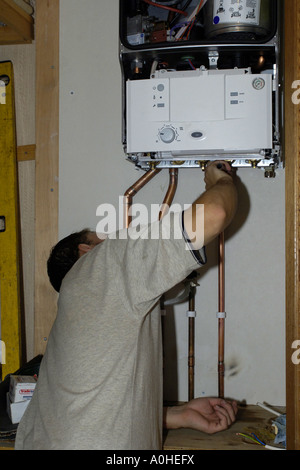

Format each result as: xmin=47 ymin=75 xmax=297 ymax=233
xmin=284 ymin=0 xmax=300 ymax=451
xmin=0 ymin=0 xmax=34 ymax=45
xmin=34 ymin=0 xmax=59 ymax=355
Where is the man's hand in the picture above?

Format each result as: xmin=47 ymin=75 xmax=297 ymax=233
xmin=204 ymin=161 xmax=235 ymax=190
xmin=164 ymin=397 xmax=238 ymax=435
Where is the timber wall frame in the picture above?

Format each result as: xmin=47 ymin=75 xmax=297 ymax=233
xmin=0 ymin=0 xmax=34 ymax=45
xmin=34 ymin=0 xmax=59 ymax=356
xmin=284 ymin=0 xmax=300 ymax=451
xmin=33 ymin=0 xmax=300 ymax=449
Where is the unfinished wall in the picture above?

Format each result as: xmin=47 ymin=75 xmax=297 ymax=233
xmin=59 ymin=0 xmax=285 ymax=405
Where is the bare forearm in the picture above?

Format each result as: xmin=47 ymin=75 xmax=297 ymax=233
xmin=183 ymin=173 xmax=238 ymax=249
xmin=163 ymin=398 xmax=238 ymax=433
xmin=163 ymin=404 xmax=190 ymax=430
xmin=199 ymin=177 xmax=237 ymax=241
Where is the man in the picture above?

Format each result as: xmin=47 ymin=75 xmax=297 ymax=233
xmin=15 ymin=161 xmax=238 ymax=450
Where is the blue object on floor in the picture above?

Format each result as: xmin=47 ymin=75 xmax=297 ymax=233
xmin=272 ymin=414 xmax=286 ymax=447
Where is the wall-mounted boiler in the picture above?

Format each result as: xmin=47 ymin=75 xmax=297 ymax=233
xmin=120 ymin=0 xmax=283 ymax=176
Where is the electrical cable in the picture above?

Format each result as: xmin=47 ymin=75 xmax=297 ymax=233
xmin=256 ymin=402 xmax=281 ymax=417
xmin=251 ymin=433 xmax=266 ymax=446
xmin=180 ymin=1 xmax=203 ymax=39
xmin=142 ymin=0 xmax=188 ymax=16
xmin=188 ymin=59 xmax=196 ymax=70
xmin=170 ymin=21 xmax=191 ymax=34
xmin=152 ymin=0 xmax=181 ymax=5
xmin=236 ymin=433 xmax=263 ymax=445
xmin=169 ymin=21 xmax=192 ymax=41
xmin=170 ymin=0 xmax=193 ymax=27
xmin=236 ymin=432 xmax=285 ymax=450
xmin=175 ymin=0 xmax=207 ymax=40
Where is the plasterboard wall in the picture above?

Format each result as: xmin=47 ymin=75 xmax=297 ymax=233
xmin=59 ymin=0 xmax=285 ymax=405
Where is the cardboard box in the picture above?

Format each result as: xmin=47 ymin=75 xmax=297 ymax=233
xmin=9 ymin=375 xmax=37 ymax=403
xmin=6 ymin=393 xmax=30 ymax=424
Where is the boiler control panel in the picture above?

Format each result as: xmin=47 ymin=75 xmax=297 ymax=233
xmin=125 ymin=67 xmax=279 ymax=169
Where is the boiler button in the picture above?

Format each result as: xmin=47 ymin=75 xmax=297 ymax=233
xmin=191 ymin=131 xmax=203 ymax=139
xmin=160 ymin=127 xmax=176 ymax=144
xmin=157 ymin=84 xmax=165 ymax=92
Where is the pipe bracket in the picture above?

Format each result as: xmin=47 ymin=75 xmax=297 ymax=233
xmin=187 ymin=310 xmax=197 ymax=318
xmin=217 ymin=312 xmax=226 ymax=318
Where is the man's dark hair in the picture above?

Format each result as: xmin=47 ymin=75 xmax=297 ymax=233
xmin=47 ymin=229 xmax=91 ymax=292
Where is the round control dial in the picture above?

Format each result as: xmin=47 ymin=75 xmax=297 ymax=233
xmin=252 ymin=77 xmax=265 ymax=90
xmin=159 ymin=126 xmax=176 ymax=144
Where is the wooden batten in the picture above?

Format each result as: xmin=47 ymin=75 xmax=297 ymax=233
xmin=284 ymin=0 xmax=300 ymax=451
xmin=34 ymin=0 xmax=59 ymax=355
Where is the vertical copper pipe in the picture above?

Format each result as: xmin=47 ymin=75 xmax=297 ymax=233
xmin=158 ymin=169 xmax=178 ymax=376
xmin=158 ymin=168 xmax=178 ymax=220
xmin=188 ymin=280 xmax=196 ymax=401
xmin=123 ymin=168 xmax=161 ymax=228
xmin=218 ymin=231 xmax=225 ymax=398
xmin=159 ymin=169 xmax=199 ymax=401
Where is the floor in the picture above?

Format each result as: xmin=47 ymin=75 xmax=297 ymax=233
xmin=0 ymin=404 xmax=285 ymax=450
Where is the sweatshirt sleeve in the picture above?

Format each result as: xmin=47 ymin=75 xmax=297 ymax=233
xmin=104 ymin=211 xmax=206 ymax=314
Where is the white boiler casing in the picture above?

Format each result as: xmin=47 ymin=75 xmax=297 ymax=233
xmin=126 ymin=68 xmax=274 ymax=161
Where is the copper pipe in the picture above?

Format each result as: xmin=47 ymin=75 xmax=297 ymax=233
xmin=159 ymin=169 xmax=178 ymax=376
xmin=123 ymin=168 xmax=161 ymax=228
xmin=158 ymin=169 xmax=199 ymax=401
xmin=188 ymin=279 xmax=196 ymax=401
xmin=158 ymin=168 xmax=178 ymax=220
xmin=218 ymin=231 xmax=225 ymax=398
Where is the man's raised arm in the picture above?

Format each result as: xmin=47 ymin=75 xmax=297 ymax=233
xmin=183 ymin=162 xmax=238 ymax=249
